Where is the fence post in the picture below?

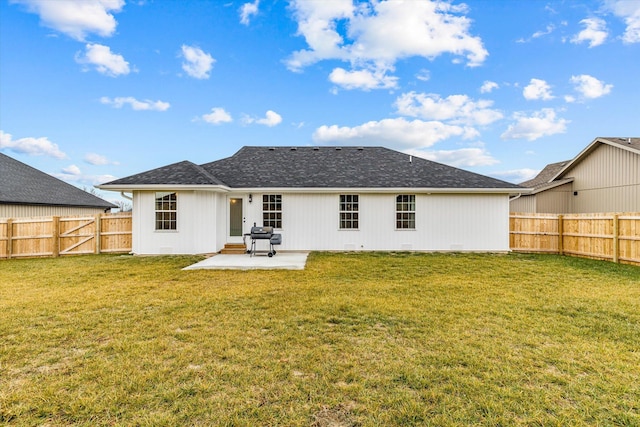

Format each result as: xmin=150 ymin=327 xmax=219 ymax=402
xmin=557 ymin=214 xmax=564 ymax=256
xmin=6 ymin=218 xmax=13 ymax=259
xmin=52 ymin=216 xmax=60 ymax=258
xmin=612 ymin=214 xmax=619 ymax=264
xmin=95 ymin=214 xmax=102 ymax=254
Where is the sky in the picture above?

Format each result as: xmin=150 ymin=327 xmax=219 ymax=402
xmin=1 ymin=0 xmax=639 ymax=204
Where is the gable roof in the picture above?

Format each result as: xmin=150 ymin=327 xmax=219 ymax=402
xmin=551 ymin=136 xmax=640 ymax=181
xmin=100 ymin=146 xmax=524 ymax=192
xmin=0 ymin=153 xmax=116 ymax=209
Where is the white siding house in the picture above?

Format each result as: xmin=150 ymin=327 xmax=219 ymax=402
xmin=99 ymin=146 xmax=524 ymax=255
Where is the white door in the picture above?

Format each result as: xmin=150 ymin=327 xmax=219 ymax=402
xmin=228 ymin=197 xmax=244 ymax=242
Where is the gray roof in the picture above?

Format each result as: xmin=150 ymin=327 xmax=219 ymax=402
xmin=520 ymin=160 xmax=570 ymax=189
xmin=103 ymin=160 xmax=225 ymax=186
xmin=0 ymin=153 xmax=116 ymax=209
xmin=102 ymin=146 xmax=523 ymax=190
xmin=601 ymin=137 xmax=640 ymax=153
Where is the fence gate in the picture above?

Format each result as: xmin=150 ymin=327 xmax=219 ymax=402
xmin=59 ymin=216 xmax=98 ymax=256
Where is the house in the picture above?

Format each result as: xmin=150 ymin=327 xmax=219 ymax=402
xmin=511 ymin=137 xmax=640 ymax=213
xmin=97 ymin=146 xmax=525 ymax=255
xmin=0 ymin=153 xmax=116 ymax=217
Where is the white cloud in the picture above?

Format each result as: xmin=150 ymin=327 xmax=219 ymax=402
xmin=201 ymin=107 xmax=233 ymax=125
xmin=416 ymin=69 xmax=430 ymax=82
xmin=62 ymin=164 xmax=82 ymax=175
xmin=84 ymin=153 xmax=118 ymax=165
xmin=244 ymin=110 xmax=283 ymax=127
xmin=532 ymin=24 xmax=555 ymax=39
xmin=606 ymin=0 xmax=640 ymax=43
xmin=480 ymin=81 xmax=499 ymax=93
xmin=313 ymin=118 xmax=478 ymax=149
xmin=100 ymin=96 xmax=170 ymax=111
xmin=491 ymin=168 xmax=540 ymax=184
xmin=413 ymin=146 xmax=500 ymax=168
xmin=0 ymin=130 xmax=67 ymax=159
xmin=239 ymin=0 xmax=259 ymax=25
xmin=286 ymin=0 xmax=487 ymax=90
xmin=395 ymin=92 xmax=503 ymax=126
xmin=569 ymin=74 xmax=613 ymax=99
xmin=501 ymin=108 xmax=569 ymax=141
xmin=54 ymin=169 xmax=118 ymax=186
xmin=180 ymin=45 xmax=215 ymax=79
xmin=523 ymin=78 xmax=554 ymax=100
xmin=329 ymin=67 xmax=398 ymax=90
xmin=571 ymin=18 xmax=608 ymax=47
xmin=75 ymin=43 xmax=130 ymax=77
xmin=11 ymin=0 xmax=124 ymax=41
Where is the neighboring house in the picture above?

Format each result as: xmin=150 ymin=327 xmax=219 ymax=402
xmin=0 ymin=153 xmax=116 ymax=217
xmin=511 ymin=137 xmax=640 ymax=213
xmin=97 ymin=146 xmax=525 ymax=255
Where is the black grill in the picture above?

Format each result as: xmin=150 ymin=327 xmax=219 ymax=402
xmin=246 ymin=224 xmax=281 ymax=257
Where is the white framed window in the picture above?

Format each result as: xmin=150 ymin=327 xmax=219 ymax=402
xmin=396 ymin=195 xmax=415 ymax=229
xmin=155 ymin=192 xmax=177 ymax=230
xmin=339 ymin=194 xmax=359 ymax=229
xmin=262 ymin=194 xmax=282 ymax=228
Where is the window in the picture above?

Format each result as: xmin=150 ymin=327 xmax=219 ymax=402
xmin=262 ymin=194 xmax=282 ymax=228
xmin=396 ymin=195 xmax=415 ymax=229
xmin=339 ymin=194 xmax=359 ymax=229
xmin=155 ymin=192 xmax=177 ymax=230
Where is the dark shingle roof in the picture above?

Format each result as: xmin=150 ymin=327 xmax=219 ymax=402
xmin=520 ymin=160 xmax=570 ymax=189
xmin=102 ymin=146 xmax=523 ymax=190
xmin=0 ymin=153 xmax=116 ymax=208
xmin=103 ymin=160 xmax=225 ymax=186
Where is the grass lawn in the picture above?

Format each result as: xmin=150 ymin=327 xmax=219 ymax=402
xmin=1 ymin=252 xmax=639 ymax=426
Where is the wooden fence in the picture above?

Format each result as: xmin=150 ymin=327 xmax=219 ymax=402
xmin=510 ymin=213 xmax=640 ymax=266
xmin=0 ymin=213 xmax=132 ymax=259
xmin=2 ymin=212 xmax=638 ymax=264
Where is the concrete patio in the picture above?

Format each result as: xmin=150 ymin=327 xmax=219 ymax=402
xmin=183 ymin=252 xmax=309 ymax=270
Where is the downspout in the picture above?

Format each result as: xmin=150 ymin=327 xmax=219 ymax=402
xmin=509 ymin=193 xmax=522 ymax=202
xmin=120 ymin=192 xmax=133 ymax=201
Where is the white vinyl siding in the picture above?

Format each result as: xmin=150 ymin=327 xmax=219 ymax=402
xmin=248 ymin=193 xmax=509 ymax=252
xmin=134 ymin=191 xmax=219 ymax=255
xmin=132 ymin=191 xmax=511 ymax=254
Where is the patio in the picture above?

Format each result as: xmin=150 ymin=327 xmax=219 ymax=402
xmin=183 ymin=252 xmax=309 ymax=271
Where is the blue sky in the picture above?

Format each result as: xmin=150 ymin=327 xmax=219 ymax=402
xmin=1 ymin=0 xmax=639 ymax=203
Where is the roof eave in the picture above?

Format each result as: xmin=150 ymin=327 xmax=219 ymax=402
xmin=96 ymin=184 xmax=232 ymax=192
xmin=0 ymin=200 xmax=117 ymax=209
xmin=530 ymin=178 xmax=574 ymax=194
xmin=225 ymin=186 xmax=529 ymax=194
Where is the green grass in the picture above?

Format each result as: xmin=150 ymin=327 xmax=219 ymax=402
xmin=1 ymin=252 xmax=639 ymax=426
